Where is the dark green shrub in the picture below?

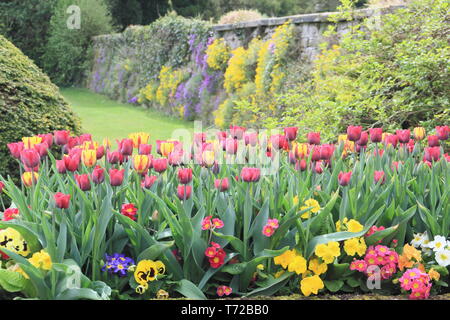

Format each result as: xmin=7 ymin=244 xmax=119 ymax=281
xmin=0 ymin=35 xmax=82 ymax=183
xmin=43 ymin=0 xmax=114 ymax=86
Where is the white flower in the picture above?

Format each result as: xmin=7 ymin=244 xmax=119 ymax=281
xmin=435 ymin=248 xmax=450 ymax=267
xmin=411 ymin=232 xmax=426 ymax=248
xmin=429 ymin=235 xmax=448 ymax=252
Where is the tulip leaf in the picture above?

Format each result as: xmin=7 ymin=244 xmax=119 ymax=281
xmin=244 ymin=272 xmax=293 ymax=297
xmin=0 ymin=269 xmax=28 ymax=292
xmin=137 ymin=241 xmax=174 ymax=262
xmin=175 ymin=279 xmax=207 ymax=300
xmin=222 ymin=262 xmax=247 ymax=275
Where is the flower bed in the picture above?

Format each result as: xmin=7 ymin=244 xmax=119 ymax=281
xmin=0 ymin=125 xmax=449 ymax=300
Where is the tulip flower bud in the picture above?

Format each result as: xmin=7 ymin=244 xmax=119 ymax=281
xmin=202 ymin=151 xmax=215 ymax=167
xmin=160 ymin=142 xmax=175 ymax=157
xmin=117 ymin=138 xmax=133 ymax=156
xmin=338 ymin=171 xmax=352 ymax=186
xmin=54 ymin=192 xmax=70 ymax=209
xmin=133 ymin=155 xmax=151 ymax=175
xmin=141 ymin=174 xmax=158 ymax=189
xmin=369 ymin=128 xmax=383 ymax=143
xmin=152 ymin=158 xmax=168 ymax=173
xmin=63 ymin=154 xmax=80 ymax=172
xmin=177 ymin=185 xmax=192 ymax=200
xmin=92 ymin=166 xmax=105 ymax=184
xmin=56 ymin=160 xmax=67 ymax=174
xmin=396 ymin=130 xmax=411 ymax=144
xmin=240 ymin=167 xmax=260 ymax=182
xmin=138 ymin=143 xmax=152 ymax=155
xmin=214 ymin=178 xmax=229 ymax=192
xmin=413 ymin=127 xmax=425 ymax=141
xmin=152 ymin=210 xmax=159 ymax=221
xmin=356 ymin=132 xmax=369 ymax=146
xmin=435 ymin=126 xmax=449 ymax=141
xmin=107 ymin=150 xmax=123 ymax=164
xmin=96 ymin=146 xmax=105 ymax=160
xmin=284 ymin=127 xmax=298 ymax=141
xmin=178 ymin=168 xmax=193 ymax=184
xmin=7 ymin=142 xmax=24 ymax=159
xmin=20 ymin=149 xmax=41 ymax=168
xmin=244 ymin=132 xmax=258 ymax=146
xmin=427 ymin=135 xmax=440 ymax=147
xmin=109 ymin=169 xmax=125 ymax=187
xmin=424 ymin=147 xmax=441 ymax=162
xmin=374 ymin=171 xmax=385 ymax=185
xmin=75 ymin=174 xmax=91 ymax=191
xmin=347 ymin=126 xmax=362 ymax=142
xmin=229 ymin=125 xmax=245 ymax=140
xmin=82 ymin=149 xmax=97 ymax=168
xmin=0 ymin=181 xmax=4 ymax=193
xmin=22 ymin=172 xmax=39 ymax=187
xmin=306 ymin=132 xmax=320 ymax=145
xmin=295 ymin=159 xmax=307 ymax=171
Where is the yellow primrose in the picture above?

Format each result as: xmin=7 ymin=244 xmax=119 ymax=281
xmin=300 ymin=198 xmax=320 ymax=219
xmin=343 ymin=238 xmax=367 ymax=257
xmin=315 ymin=242 xmax=341 ymax=264
xmin=300 ymin=275 xmax=324 ymax=297
xmin=428 ymin=268 xmax=440 ymax=281
xmin=287 ymin=255 xmax=307 ymax=275
xmin=308 ymin=258 xmax=328 ymax=275
xmin=347 ymin=219 xmax=364 ymax=232
xmin=274 ymin=249 xmax=296 ymax=269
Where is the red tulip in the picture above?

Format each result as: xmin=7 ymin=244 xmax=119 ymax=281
xmin=56 ymin=160 xmax=66 ymax=174
xmin=427 ymin=135 xmax=440 ymax=147
xmin=178 ymin=168 xmax=193 ymax=184
xmin=289 ymin=151 xmax=296 ymax=164
xmin=396 ymin=130 xmax=410 ymax=143
xmin=0 ymin=181 xmax=4 ymax=193
xmin=117 ymin=138 xmax=133 ymax=156
xmin=225 ymin=138 xmax=238 ymax=155
xmin=38 ymin=133 xmax=53 ymax=148
xmin=54 ymin=130 xmax=70 ymax=146
xmin=109 ymin=169 xmax=125 ymax=186
xmin=79 ymin=134 xmax=92 ymax=143
xmin=138 ymin=143 xmax=152 ymax=155
xmin=391 ymin=161 xmax=400 ymax=171
xmin=369 ymin=128 xmax=383 ymax=143
xmin=296 ymin=159 xmax=307 ymax=171
xmin=54 ymin=192 xmax=70 ymax=209
xmin=107 ymin=150 xmax=123 ymax=164
xmin=169 ymin=151 xmax=184 ymax=166
xmin=194 ymin=133 xmax=206 ymax=145
xmin=319 ymin=144 xmax=335 ymax=160
xmin=7 ymin=142 xmax=24 ymax=159
xmin=424 ymin=147 xmax=441 ymax=162
xmin=34 ymin=142 xmax=49 ymax=157
xmin=216 ymin=131 xmax=227 ymax=141
xmin=20 ymin=149 xmax=40 ymax=168
xmin=96 ymin=146 xmax=105 ymax=160
xmin=356 ymin=132 xmax=369 ymax=146
xmin=347 ymin=126 xmax=362 ymax=142
xmin=374 ymin=171 xmax=385 ymax=185
xmin=443 ymin=153 xmax=450 ymax=162
xmin=435 ymin=126 xmax=449 ymax=141
xmin=315 ymin=161 xmax=323 ymax=174
xmin=92 ymin=166 xmax=105 ymax=184
xmin=75 ymin=174 xmax=91 ymax=191
xmin=270 ymin=134 xmax=289 ymax=151
xmin=214 ymin=178 xmax=229 ymax=192
xmin=141 ymin=174 xmax=158 ymax=189
xmin=229 ymin=125 xmax=245 ymax=139
xmin=385 ymin=134 xmax=399 ymax=148
xmin=306 ymin=132 xmax=320 ymax=145
xmin=153 ymin=158 xmax=168 ymax=173
xmin=63 ymin=154 xmax=80 ymax=172
xmin=338 ymin=171 xmax=352 ymax=186
xmin=356 ymin=144 xmax=366 ymax=153
xmin=244 ymin=132 xmax=258 ymax=146
xmin=24 ymin=164 xmax=39 ymax=172
xmin=422 ymin=159 xmax=432 ymax=168
xmin=284 ymin=127 xmax=298 ymax=141
xmin=67 ymin=136 xmax=80 ymax=150
xmin=240 ymin=167 xmax=261 ymax=182
xmin=310 ymin=146 xmax=321 ymax=162
xmin=177 ymin=185 xmax=192 ymax=200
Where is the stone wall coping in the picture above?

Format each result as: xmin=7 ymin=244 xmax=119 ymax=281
xmin=212 ymin=5 xmax=404 ymax=32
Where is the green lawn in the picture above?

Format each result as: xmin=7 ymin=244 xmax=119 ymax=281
xmin=60 ymin=88 xmax=194 ymax=143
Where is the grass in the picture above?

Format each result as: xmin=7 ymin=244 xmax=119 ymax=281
xmin=60 ymin=88 xmax=194 ymax=143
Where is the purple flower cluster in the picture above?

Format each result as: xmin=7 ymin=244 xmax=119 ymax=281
xmin=101 ymin=253 xmax=135 ymax=276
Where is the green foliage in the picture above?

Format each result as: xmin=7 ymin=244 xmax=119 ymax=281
xmin=43 ymin=0 xmax=114 ymax=86
xmin=0 ymin=35 xmax=81 ymax=184
xmin=277 ymin=0 xmax=449 ymax=140
xmin=0 ymin=0 xmax=57 ymax=67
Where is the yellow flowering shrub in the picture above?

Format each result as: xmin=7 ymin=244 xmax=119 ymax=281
xmin=206 ymin=38 xmax=230 ymax=71
xmin=156 ymin=66 xmax=185 ymax=107
xmin=224 ymin=47 xmax=249 ymax=94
